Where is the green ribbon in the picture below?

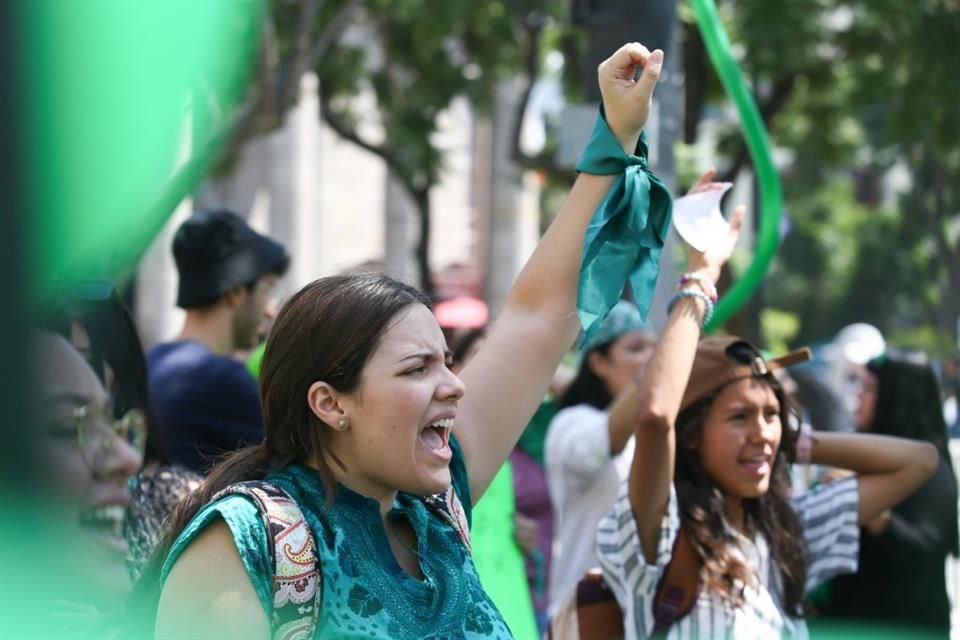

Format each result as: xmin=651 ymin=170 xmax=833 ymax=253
xmin=575 ymin=108 xmax=673 ymax=345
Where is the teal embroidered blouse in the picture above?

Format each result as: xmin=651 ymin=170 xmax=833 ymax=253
xmin=161 ymin=437 xmax=513 ymax=639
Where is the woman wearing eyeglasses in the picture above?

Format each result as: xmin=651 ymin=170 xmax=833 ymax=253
xmin=31 ymin=331 xmax=144 ymax=619
xmin=46 ymin=281 xmax=203 ymax=585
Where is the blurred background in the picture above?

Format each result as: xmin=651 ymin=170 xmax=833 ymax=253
xmin=3 ymin=0 xmax=960 ymax=636
xmin=9 ymin=0 xmax=960 ymax=362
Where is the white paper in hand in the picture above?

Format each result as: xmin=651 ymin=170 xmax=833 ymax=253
xmin=672 ymin=183 xmax=733 ymax=252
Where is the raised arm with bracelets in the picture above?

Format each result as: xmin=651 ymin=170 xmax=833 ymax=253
xmin=627 ymin=194 xmax=744 ymax=563
xmin=600 ymin=170 xmax=732 ymax=458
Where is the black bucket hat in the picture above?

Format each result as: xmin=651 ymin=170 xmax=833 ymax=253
xmin=172 ymin=209 xmax=289 ymax=309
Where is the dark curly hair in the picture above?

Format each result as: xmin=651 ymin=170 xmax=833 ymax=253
xmin=674 ymin=342 xmax=808 ymax=616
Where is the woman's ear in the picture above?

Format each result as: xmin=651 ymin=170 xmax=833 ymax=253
xmin=307 ymin=381 xmax=346 ymax=429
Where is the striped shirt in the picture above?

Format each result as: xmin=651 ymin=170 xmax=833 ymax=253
xmin=596 ymin=476 xmax=860 ymax=639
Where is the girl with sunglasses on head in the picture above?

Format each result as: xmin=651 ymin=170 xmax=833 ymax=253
xmin=595 ymin=205 xmax=938 ymax=638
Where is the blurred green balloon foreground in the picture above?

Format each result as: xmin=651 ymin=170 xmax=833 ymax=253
xmin=4 ymin=2 xmax=263 ymax=637
xmin=22 ymin=0 xmax=265 ymax=302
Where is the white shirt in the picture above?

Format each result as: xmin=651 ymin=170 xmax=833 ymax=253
xmin=545 ymin=404 xmax=634 ymax=615
xmin=596 ymin=476 xmax=861 ymax=639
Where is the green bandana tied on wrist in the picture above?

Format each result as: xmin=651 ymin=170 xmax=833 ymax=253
xmin=575 ymin=106 xmax=673 ymax=346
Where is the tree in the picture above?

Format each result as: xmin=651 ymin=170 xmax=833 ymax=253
xmin=315 ymin=0 xmax=567 ymax=297
xmin=681 ymin=0 xmax=960 ymax=351
xmin=221 ymin=0 xmax=566 ymax=297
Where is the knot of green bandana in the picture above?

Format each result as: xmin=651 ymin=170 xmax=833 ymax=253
xmin=575 ymin=107 xmax=673 ymax=346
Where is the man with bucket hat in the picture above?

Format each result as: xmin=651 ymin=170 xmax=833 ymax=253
xmin=147 ymin=209 xmax=289 ymax=473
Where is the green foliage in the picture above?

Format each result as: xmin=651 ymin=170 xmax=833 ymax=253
xmin=688 ymin=0 xmax=960 ymax=347
xmin=247 ymin=0 xmax=570 ymax=293
xmin=760 ymin=308 xmax=800 ymax=355
xmin=315 ymin=0 xmax=567 ymax=189
xmin=887 ymin=325 xmax=956 ymax=358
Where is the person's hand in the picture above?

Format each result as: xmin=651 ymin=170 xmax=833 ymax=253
xmin=598 ymin=43 xmax=664 ymax=154
xmin=513 ymin=512 xmax=538 ymax=555
xmin=683 ymin=168 xmax=744 ymax=282
xmin=686 ymin=167 xmax=729 ymax=197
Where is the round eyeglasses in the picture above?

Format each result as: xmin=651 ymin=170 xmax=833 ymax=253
xmin=72 ymin=404 xmax=147 ymax=470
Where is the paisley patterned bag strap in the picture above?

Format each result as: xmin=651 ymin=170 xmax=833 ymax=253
xmin=422 ymin=487 xmax=472 ymax=554
xmin=212 ymin=481 xmax=322 ymax=640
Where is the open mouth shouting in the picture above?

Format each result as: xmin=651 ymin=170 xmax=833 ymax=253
xmin=419 ymin=417 xmax=453 ymax=462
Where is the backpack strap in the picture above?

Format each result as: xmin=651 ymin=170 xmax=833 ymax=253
xmin=212 ymin=481 xmax=322 ymax=640
xmin=651 ymin=526 xmax=702 ymax=638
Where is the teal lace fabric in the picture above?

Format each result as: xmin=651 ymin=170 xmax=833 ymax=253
xmin=161 ymin=436 xmax=512 ymax=639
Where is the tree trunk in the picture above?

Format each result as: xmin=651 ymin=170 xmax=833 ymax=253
xmin=410 ymin=185 xmax=435 ymax=299
xmin=484 ymin=78 xmax=528 ymax=316
xmin=682 ymin=19 xmax=707 ymax=145
xmin=920 ymin=148 xmax=960 ymax=349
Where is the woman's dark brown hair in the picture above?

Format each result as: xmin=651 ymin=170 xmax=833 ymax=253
xmin=558 ymin=339 xmax=617 ymax=410
xmin=135 ymin=273 xmax=429 ymax=604
xmin=674 ymin=342 xmax=808 ymax=616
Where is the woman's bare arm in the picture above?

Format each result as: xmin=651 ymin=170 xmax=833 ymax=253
xmin=809 ymin=431 xmax=937 ymax=524
xmin=627 ymin=295 xmax=708 ymax=562
xmin=155 ymin=521 xmax=270 ymax=640
xmin=627 ymin=186 xmax=743 ymax=562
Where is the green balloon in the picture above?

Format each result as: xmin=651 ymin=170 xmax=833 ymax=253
xmin=21 ymin=0 xmax=265 ymax=302
xmin=470 ymin=462 xmax=540 ymax=640
xmin=691 ymin=0 xmax=784 ymax=331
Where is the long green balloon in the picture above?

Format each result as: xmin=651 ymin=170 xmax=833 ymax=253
xmin=21 ymin=0 xmax=265 ymax=303
xmin=691 ymin=0 xmax=784 ymax=331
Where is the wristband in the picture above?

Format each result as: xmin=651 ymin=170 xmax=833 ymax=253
xmin=667 ymin=288 xmax=714 ymax=328
xmin=680 ymin=272 xmax=718 ymax=302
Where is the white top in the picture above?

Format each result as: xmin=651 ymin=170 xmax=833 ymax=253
xmin=597 ymin=476 xmax=861 ymax=639
xmin=545 ymin=404 xmax=634 ymax=615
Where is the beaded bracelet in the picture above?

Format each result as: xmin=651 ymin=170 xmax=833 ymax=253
xmin=667 ymin=288 xmax=714 ymax=328
xmin=679 ymin=272 xmax=718 ymax=302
